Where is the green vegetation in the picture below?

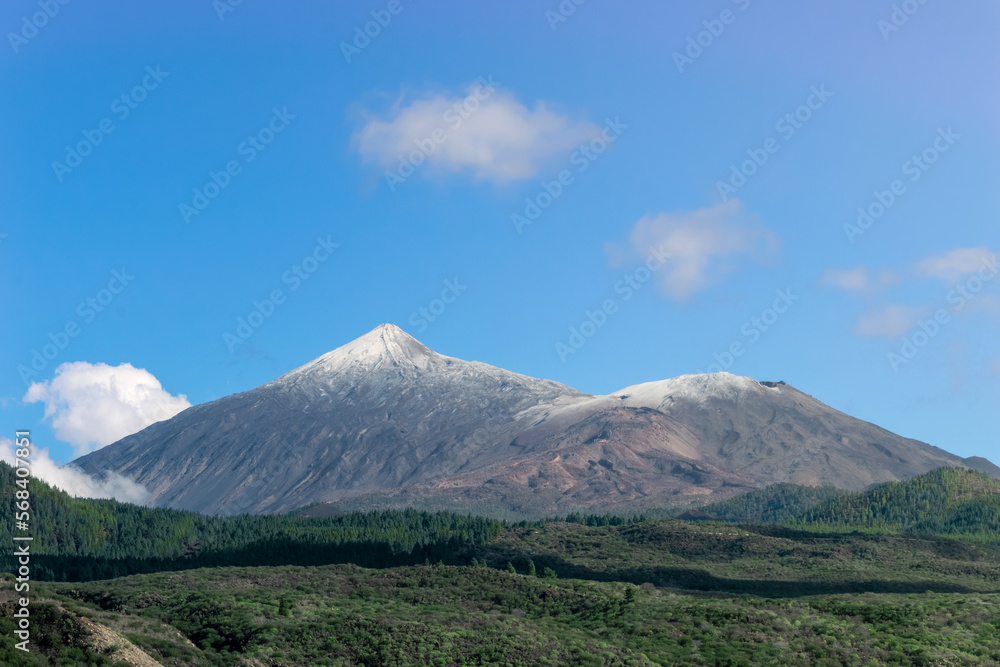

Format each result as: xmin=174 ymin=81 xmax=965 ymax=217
xmin=477 ymin=519 xmax=1000 ymax=597
xmin=697 ymin=483 xmax=843 ymax=524
xmin=0 ymin=589 xmax=130 ymax=666
xmin=0 ymin=462 xmax=501 ymax=581
xmin=793 ymin=468 xmax=1000 ymax=539
xmin=19 ymin=564 xmax=1000 ymax=666
xmin=688 ymin=468 xmax=1000 ymax=543
xmin=2 ymin=465 xmax=999 ymax=664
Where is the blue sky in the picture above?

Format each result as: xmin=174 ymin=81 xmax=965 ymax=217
xmin=2 ymin=0 xmax=998 ymax=475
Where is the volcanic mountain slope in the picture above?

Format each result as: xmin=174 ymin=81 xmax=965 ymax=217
xmin=615 ymin=375 xmax=988 ymax=489
xmin=77 ymin=325 xmax=586 ymax=514
xmin=74 ymin=324 xmax=997 ymax=517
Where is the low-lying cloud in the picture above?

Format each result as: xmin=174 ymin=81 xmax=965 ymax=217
xmin=1 ymin=437 xmax=148 ymax=504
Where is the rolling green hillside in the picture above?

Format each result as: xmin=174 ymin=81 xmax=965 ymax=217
xmin=684 ymin=468 xmax=1000 ymax=541
xmin=694 ymin=483 xmax=843 ymax=524
xmin=15 ymin=562 xmax=1000 ymax=666
xmin=791 ymin=467 xmax=1000 ymax=538
xmin=4 ymin=463 xmax=1000 ymax=584
xmin=3 ymin=464 xmax=1000 ymax=665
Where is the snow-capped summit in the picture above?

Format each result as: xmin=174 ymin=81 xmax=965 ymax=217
xmin=618 ymin=372 xmax=778 ymax=410
xmin=275 ymin=323 xmax=440 ymax=384
xmin=269 ymin=323 xmax=578 ymax=408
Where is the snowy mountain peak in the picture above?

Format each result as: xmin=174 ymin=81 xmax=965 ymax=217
xmin=355 ymin=323 xmax=429 ymax=352
xmin=616 ymin=372 xmax=780 ymax=410
xmin=348 ymin=322 xmax=436 ymax=360
xmin=275 ymin=324 xmax=439 ymax=384
xmin=369 ymin=322 xmax=413 ymax=339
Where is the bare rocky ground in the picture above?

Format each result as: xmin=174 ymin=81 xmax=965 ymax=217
xmin=77 ymin=615 xmax=163 ymax=667
xmin=0 ymin=585 xmax=165 ymax=666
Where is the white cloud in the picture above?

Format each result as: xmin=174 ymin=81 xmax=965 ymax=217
xmin=820 ymin=266 xmax=870 ymax=291
xmin=915 ymin=246 xmax=997 ymax=283
xmin=23 ymin=362 xmax=191 ymax=457
xmin=615 ymin=200 xmax=780 ymax=303
xmin=354 ymin=80 xmax=600 ymax=183
xmin=843 ymin=248 xmax=999 ymax=342
xmin=0 ymin=437 xmax=148 ymax=504
xmin=853 ymin=304 xmax=933 ymax=339
xmin=820 ymin=266 xmax=898 ymax=292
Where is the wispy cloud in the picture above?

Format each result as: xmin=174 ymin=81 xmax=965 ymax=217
xmin=612 ymin=200 xmax=780 ymax=303
xmin=24 ymin=361 xmax=190 ymax=458
xmin=353 ymin=80 xmax=600 ymax=183
xmin=841 ymin=247 xmax=999 ymax=340
xmin=820 ymin=266 xmax=896 ymax=292
xmin=854 ymin=304 xmax=933 ymax=339
xmin=915 ymin=246 xmax=997 ymax=282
